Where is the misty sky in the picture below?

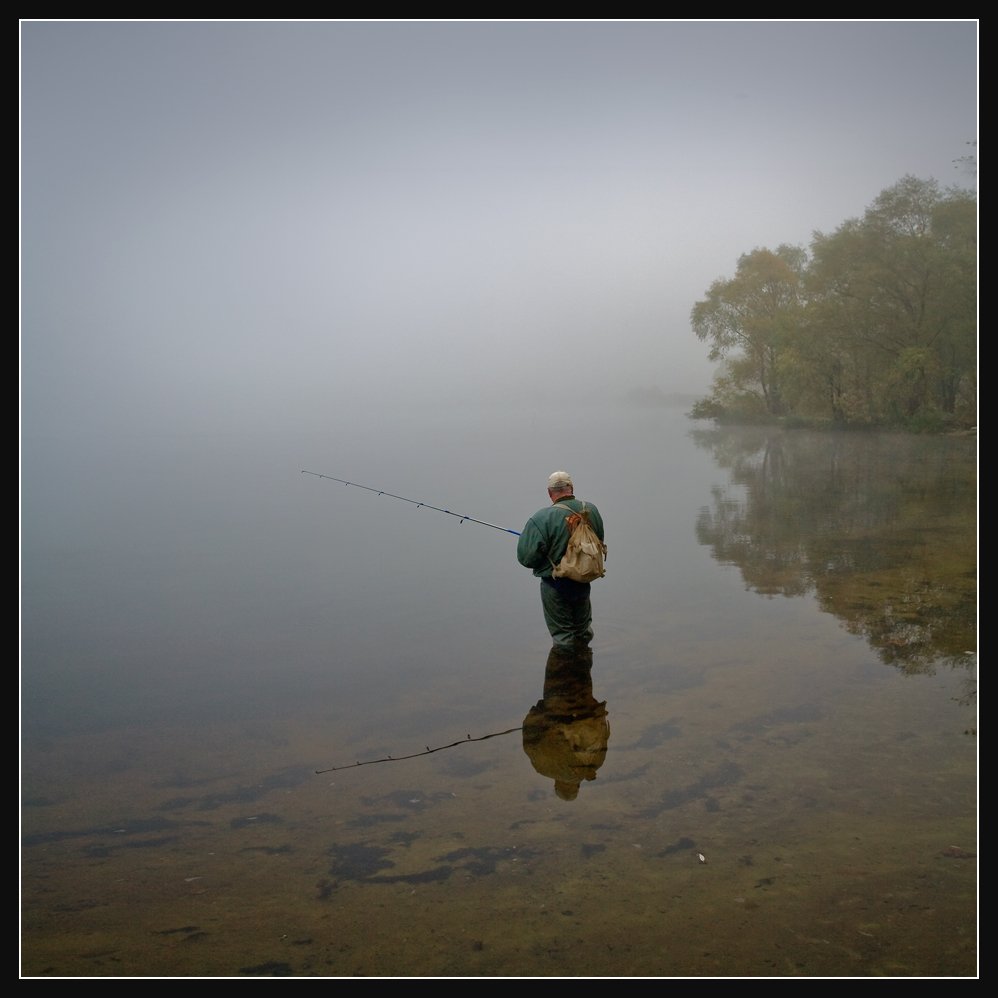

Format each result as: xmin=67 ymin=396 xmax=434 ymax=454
xmin=20 ymin=20 xmax=977 ymax=445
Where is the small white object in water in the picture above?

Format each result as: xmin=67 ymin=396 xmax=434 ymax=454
xmin=698 ymin=853 xmax=707 ymax=864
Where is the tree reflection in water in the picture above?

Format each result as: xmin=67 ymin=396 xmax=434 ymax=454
xmin=691 ymin=426 xmax=977 ymax=682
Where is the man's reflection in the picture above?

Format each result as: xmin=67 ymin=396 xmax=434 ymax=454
xmin=522 ymin=643 xmax=610 ymax=800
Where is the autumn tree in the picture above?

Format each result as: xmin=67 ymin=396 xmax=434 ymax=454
xmin=690 ymin=245 xmax=806 ymax=418
xmin=690 ymin=176 xmax=977 ymax=429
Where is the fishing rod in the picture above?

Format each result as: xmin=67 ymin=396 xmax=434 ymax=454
xmin=301 ymin=470 xmax=521 ymax=536
xmin=315 ymin=726 xmax=523 ymax=774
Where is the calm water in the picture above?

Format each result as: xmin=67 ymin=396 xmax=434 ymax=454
xmin=20 ymin=404 xmax=978 ymax=978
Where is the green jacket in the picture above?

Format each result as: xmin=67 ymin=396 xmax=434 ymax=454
xmin=516 ymin=497 xmax=605 ymax=578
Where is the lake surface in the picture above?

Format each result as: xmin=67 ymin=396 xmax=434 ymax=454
xmin=20 ymin=403 xmax=978 ymax=978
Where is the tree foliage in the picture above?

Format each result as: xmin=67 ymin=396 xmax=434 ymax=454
xmin=690 ymin=176 xmax=977 ymax=430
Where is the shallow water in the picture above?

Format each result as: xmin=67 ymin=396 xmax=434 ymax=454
xmin=20 ymin=405 xmax=977 ymax=977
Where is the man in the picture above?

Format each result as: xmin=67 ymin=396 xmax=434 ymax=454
xmin=516 ymin=471 xmax=605 ymax=648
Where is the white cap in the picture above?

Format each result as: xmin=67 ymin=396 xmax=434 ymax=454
xmin=547 ymin=470 xmax=573 ymax=490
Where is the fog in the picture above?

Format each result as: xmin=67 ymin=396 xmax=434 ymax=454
xmin=21 ymin=22 xmax=976 ymax=443
xmin=20 ymin=21 xmax=978 ymax=649
xmin=20 ymin=25 xmax=978 ymax=979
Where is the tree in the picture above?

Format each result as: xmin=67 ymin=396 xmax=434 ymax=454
xmin=690 ymin=245 xmax=806 ymax=417
xmin=807 ymin=176 xmax=977 ymax=425
xmin=690 ymin=176 xmax=977 ymax=429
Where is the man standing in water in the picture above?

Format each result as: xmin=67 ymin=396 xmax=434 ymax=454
xmin=516 ymin=471 xmax=605 ymax=648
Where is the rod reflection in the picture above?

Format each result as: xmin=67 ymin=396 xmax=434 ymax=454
xmin=522 ymin=643 xmax=610 ymax=801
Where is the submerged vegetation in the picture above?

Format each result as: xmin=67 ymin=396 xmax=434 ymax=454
xmin=690 ymin=175 xmax=977 ymax=432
